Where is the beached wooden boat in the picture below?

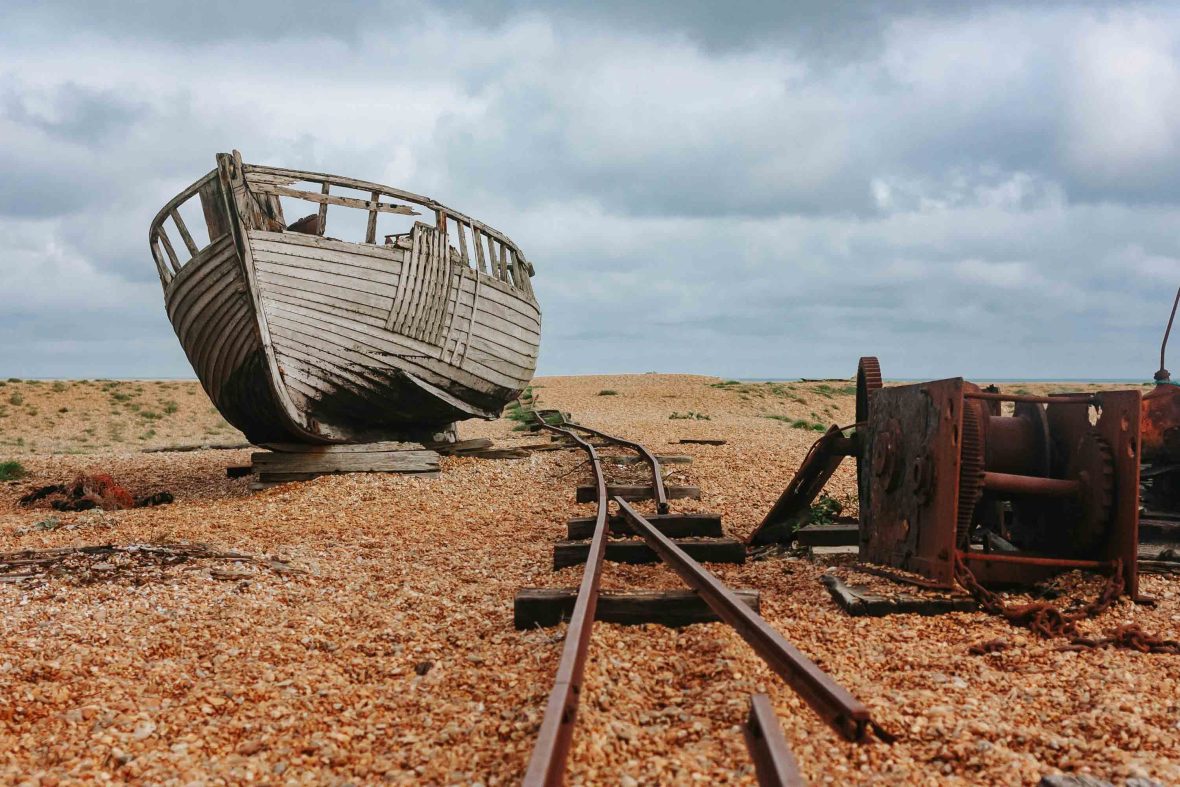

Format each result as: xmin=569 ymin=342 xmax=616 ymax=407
xmin=149 ymin=151 xmax=540 ymax=445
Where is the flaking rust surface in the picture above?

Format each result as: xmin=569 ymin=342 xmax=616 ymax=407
xmin=0 ymin=376 xmax=1176 ymax=785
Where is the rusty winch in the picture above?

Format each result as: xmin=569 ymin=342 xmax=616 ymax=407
xmin=752 ymin=357 xmax=1142 ymax=597
xmin=856 ymin=362 xmax=1140 ymax=596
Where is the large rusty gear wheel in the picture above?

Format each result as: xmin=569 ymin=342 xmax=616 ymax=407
xmin=957 ymin=400 xmax=986 ymax=547
xmin=856 ymin=357 xmax=882 ymax=425
xmin=855 ymin=357 xmax=884 ymax=511
xmin=1064 ymin=432 xmax=1115 ymax=553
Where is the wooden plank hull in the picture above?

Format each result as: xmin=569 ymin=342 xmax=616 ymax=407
xmin=153 ymin=153 xmax=541 ymax=445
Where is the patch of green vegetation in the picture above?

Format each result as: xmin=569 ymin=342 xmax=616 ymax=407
xmin=25 ymin=407 xmax=38 ymax=417
xmin=162 ymin=400 xmax=179 ymax=414
xmin=111 ymin=391 xmax=133 ymax=402
xmin=597 ymin=389 xmax=619 ymax=396
xmin=34 ymin=516 xmax=61 ymax=531
xmin=6 ymin=378 xmax=21 ymax=383
xmin=51 ymin=381 xmax=67 ymax=392
xmin=763 ymin=414 xmax=827 ymax=432
xmin=505 ymin=386 xmax=538 ymax=423
xmin=1013 ymin=387 xmax=1031 ymax=395
xmin=140 ymin=410 xmax=161 ymax=421
xmin=26 ymin=380 xmax=40 ymax=386
xmin=670 ymin=411 xmax=711 ymax=420
xmin=138 ymin=429 xmax=157 ymax=441
xmin=8 ymin=392 xmax=23 ymax=406
xmin=504 ymin=387 xmax=564 ymax=430
xmin=0 ymin=460 xmax=26 ymax=481
xmin=806 ymin=494 xmax=846 ymax=527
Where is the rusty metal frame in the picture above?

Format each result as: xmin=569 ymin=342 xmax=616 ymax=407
xmin=743 ymin=694 xmax=807 ymax=786
xmin=748 ymin=424 xmax=856 ymax=546
xmin=614 ymin=497 xmax=883 ymax=742
xmin=523 ymin=419 xmax=610 ymax=786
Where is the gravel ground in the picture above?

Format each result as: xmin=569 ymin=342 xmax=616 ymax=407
xmin=0 ymin=375 xmax=1176 ymax=785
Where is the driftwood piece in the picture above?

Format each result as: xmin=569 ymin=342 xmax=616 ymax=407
xmin=1140 ymin=559 xmax=1180 ymax=575
xmin=426 ymin=438 xmax=493 ymax=454
xmin=553 ymin=537 xmax=745 ymax=569
xmin=566 ymin=512 xmax=723 ymax=540
xmin=514 ymin=588 xmax=760 ymax=629
xmin=820 ymin=574 xmax=977 ymax=617
xmin=575 ymin=484 xmax=700 ymax=503
xmin=146 ymin=442 xmax=253 ymax=453
xmin=1140 ymin=517 xmax=1180 ymax=543
xmin=262 ymin=441 xmax=424 ymax=454
xmin=251 ymin=450 xmax=438 ymax=473
xmin=794 ymin=523 xmax=860 ymax=547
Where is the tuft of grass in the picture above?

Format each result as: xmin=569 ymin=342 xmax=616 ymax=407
xmin=6 ymin=378 xmax=21 ymax=383
xmin=597 ymin=389 xmax=619 ymax=396
xmin=762 ymin=414 xmax=827 ymax=432
xmin=8 ymin=392 xmax=23 ymax=406
xmin=0 ymin=460 xmax=27 ymax=481
xmin=162 ymin=400 xmax=179 ymax=414
xmin=51 ymin=381 xmax=67 ymax=392
xmin=140 ymin=410 xmax=161 ymax=421
xmin=111 ymin=391 xmax=133 ymax=402
xmin=670 ymin=411 xmax=711 ymax=421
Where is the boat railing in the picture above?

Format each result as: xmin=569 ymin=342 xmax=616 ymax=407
xmin=148 ymin=169 xmax=226 ymax=288
xmin=241 ymin=164 xmax=535 ymax=299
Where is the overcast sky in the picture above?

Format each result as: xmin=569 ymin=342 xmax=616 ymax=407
xmin=2 ymin=1 xmax=1180 ymax=380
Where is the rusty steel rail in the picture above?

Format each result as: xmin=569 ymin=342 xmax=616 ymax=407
xmin=523 ymin=417 xmax=610 ymax=786
xmin=550 ymin=417 xmax=670 ymax=514
xmin=743 ymin=694 xmax=807 ymax=787
xmin=614 ymin=496 xmax=888 ymax=743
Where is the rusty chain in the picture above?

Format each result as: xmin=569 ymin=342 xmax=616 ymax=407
xmin=954 ymin=554 xmax=1178 ymax=654
xmin=953 ymin=553 xmax=1123 ymax=639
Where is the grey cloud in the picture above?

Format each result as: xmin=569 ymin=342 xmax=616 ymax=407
xmin=3 ymin=83 xmax=147 ymax=145
xmin=1 ymin=1 xmax=1179 ymax=382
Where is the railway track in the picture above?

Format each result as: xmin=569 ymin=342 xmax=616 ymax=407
xmin=517 ymin=414 xmax=891 ymax=786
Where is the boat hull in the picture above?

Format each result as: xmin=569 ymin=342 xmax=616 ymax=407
xmin=152 ymin=153 xmax=541 ymax=445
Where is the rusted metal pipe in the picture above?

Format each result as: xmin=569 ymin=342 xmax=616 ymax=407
xmin=982 ymin=471 xmax=1081 ymax=498
xmin=965 ymin=390 xmax=1095 ymax=405
xmin=615 ymin=497 xmax=885 ymax=743
xmin=523 ymin=418 xmax=610 ymax=787
xmin=743 ymin=694 xmax=807 ymax=786
xmin=958 ymin=550 xmax=1113 ymax=571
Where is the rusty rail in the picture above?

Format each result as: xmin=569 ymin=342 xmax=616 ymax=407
xmin=523 ymin=418 xmax=610 ymax=786
xmin=744 ymin=694 xmax=807 ymax=786
xmin=614 ymin=496 xmax=886 ymax=743
xmin=552 ymin=418 xmax=669 ymax=514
